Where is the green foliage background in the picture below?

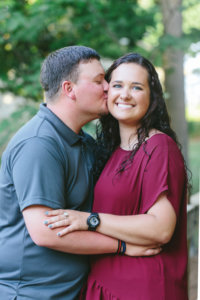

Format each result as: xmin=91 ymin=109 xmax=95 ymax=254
xmin=0 ymin=0 xmax=200 ymax=100
xmin=0 ymin=0 xmax=199 ymax=194
xmin=0 ymin=0 xmax=155 ymax=99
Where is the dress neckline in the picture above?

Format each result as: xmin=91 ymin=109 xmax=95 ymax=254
xmin=119 ymin=132 xmax=166 ymax=152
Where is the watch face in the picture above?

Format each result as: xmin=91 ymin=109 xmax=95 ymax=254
xmin=87 ymin=213 xmax=100 ymax=231
xmin=90 ymin=216 xmax=99 ymax=226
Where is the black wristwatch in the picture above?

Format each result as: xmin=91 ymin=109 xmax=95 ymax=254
xmin=87 ymin=212 xmax=100 ymax=231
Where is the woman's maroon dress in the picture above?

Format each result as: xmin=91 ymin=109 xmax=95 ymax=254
xmin=82 ymin=134 xmax=188 ymax=300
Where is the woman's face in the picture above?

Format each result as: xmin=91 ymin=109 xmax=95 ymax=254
xmin=107 ymin=63 xmax=150 ymax=127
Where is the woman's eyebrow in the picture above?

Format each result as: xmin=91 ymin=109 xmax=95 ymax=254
xmin=112 ymin=80 xmax=144 ymax=86
xmin=132 ymin=82 xmax=144 ymax=86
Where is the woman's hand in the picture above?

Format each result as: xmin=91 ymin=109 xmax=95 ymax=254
xmin=44 ymin=209 xmax=90 ymax=236
xmin=125 ymin=243 xmax=162 ymax=257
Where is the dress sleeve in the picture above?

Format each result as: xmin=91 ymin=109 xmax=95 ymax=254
xmin=11 ymin=136 xmax=66 ymax=211
xmin=140 ymin=137 xmax=187 ymax=217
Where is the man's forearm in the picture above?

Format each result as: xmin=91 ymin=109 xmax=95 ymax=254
xmin=46 ymin=230 xmax=118 ymax=255
xmin=23 ymin=205 xmax=117 ymax=255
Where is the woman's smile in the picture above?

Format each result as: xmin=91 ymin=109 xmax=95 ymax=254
xmin=116 ymin=102 xmax=136 ymax=109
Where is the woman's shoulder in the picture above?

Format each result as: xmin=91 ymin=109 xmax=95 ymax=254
xmin=146 ymin=130 xmax=177 ymax=147
xmin=145 ymin=130 xmax=184 ymax=165
xmin=145 ymin=130 xmax=182 ymax=158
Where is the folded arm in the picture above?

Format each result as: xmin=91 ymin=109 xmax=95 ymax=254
xmin=45 ymin=192 xmax=176 ymax=245
xmin=23 ymin=205 xmax=117 ymax=255
xmin=23 ymin=205 xmax=161 ymax=256
xmin=96 ymin=193 xmax=176 ymax=245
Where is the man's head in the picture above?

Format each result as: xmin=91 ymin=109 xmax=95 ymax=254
xmin=40 ymin=45 xmax=100 ymax=102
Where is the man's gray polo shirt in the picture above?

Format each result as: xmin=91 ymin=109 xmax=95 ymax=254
xmin=0 ymin=103 xmax=95 ymax=299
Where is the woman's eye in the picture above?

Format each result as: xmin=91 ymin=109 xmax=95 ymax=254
xmin=111 ymin=84 xmax=142 ymax=90
xmin=133 ymin=86 xmax=142 ymax=91
xmin=113 ymin=84 xmax=122 ymax=88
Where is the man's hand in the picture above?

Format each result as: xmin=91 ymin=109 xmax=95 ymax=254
xmin=125 ymin=243 xmax=162 ymax=257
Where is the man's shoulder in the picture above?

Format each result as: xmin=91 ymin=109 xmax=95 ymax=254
xmin=5 ymin=114 xmax=50 ymax=151
xmin=3 ymin=126 xmax=64 ymax=168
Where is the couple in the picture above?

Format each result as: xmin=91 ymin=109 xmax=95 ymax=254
xmin=0 ymin=46 xmax=188 ymax=299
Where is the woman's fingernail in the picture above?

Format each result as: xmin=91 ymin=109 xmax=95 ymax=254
xmin=44 ymin=220 xmax=48 ymax=225
xmin=48 ymin=224 xmax=52 ymax=228
xmin=57 ymin=232 xmax=61 ymax=236
xmin=45 ymin=211 xmax=49 ymax=215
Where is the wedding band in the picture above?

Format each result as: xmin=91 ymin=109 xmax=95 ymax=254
xmin=63 ymin=212 xmax=69 ymax=217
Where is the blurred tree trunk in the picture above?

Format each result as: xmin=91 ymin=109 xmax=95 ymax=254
xmin=160 ymin=0 xmax=188 ymax=162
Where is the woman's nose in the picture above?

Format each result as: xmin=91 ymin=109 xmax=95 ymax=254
xmin=120 ymin=89 xmax=131 ymax=100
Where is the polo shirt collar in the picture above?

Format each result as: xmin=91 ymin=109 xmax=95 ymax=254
xmin=37 ymin=103 xmax=85 ymax=146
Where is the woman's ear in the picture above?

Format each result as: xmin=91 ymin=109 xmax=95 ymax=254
xmin=62 ymin=80 xmax=76 ymax=100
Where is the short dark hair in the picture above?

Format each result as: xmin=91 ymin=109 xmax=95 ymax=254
xmin=40 ymin=45 xmax=100 ymax=101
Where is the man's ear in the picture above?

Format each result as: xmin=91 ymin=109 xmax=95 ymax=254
xmin=62 ymin=81 xmax=76 ymax=100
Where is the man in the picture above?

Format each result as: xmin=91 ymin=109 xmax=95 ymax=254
xmin=0 ymin=46 xmax=158 ymax=299
xmin=0 ymin=46 xmax=118 ymax=299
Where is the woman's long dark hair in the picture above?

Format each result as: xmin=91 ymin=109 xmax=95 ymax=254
xmin=94 ymin=53 xmax=183 ymax=180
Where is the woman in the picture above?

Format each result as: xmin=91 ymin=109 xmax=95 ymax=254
xmin=45 ymin=53 xmax=188 ymax=299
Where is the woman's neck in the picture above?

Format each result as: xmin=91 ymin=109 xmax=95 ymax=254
xmin=119 ymin=124 xmax=138 ymax=150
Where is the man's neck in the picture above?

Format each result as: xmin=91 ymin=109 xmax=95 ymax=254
xmin=46 ymin=103 xmax=82 ymax=134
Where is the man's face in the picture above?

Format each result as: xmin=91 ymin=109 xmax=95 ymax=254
xmin=74 ymin=59 xmax=109 ymax=120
